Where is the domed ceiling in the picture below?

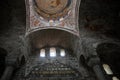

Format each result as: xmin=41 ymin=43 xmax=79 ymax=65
xmin=34 ymin=0 xmax=71 ymax=20
xmin=26 ymin=0 xmax=81 ymax=36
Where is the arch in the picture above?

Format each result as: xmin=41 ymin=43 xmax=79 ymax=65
xmin=96 ymin=43 xmax=120 ymax=78
xmin=25 ymin=0 xmax=81 ymax=37
xmin=25 ymin=29 xmax=80 ymax=56
xmin=26 ymin=27 xmax=80 ymax=37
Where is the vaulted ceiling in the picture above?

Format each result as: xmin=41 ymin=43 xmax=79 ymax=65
xmin=0 ymin=0 xmax=120 ymax=53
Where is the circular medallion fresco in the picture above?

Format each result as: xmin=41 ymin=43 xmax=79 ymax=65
xmin=34 ymin=0 xmax=72 ymax=20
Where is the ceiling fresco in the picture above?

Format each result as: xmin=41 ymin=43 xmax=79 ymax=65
xmin=34 ymin=0 xmax=71 ymax=20
xmin=26 ymin=0 xmax=81 ymax=36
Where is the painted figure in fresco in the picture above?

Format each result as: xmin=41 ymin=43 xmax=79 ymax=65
xmin=34 ymin=0 xmax=71 ymax=19
xmin=49 ymin=0 xmax=61 ymax=8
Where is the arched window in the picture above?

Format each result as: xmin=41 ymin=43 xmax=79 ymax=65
xmin=60 ymin=49 xmax=65 ymax=57
xmin=50 ymin=47 xmax=56 ymax=57
xmin=40 ymin=49 xmax=46 ymax=57
xmin=112 ymin=76 xmax=119 ymax=80
xmin=103 ymin=64 xmax=113 ymax=75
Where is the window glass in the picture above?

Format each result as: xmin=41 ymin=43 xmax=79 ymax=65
xmin=60 ymin=49 xmax=65 ymax=57
xmin=112 ymin=76 xmax=119 ymax=80
xmin=103 ymin=64 xmax=113 ymax=75
xmin=40 ymin=49 xmax=45 ymax=57
xmin=50 ymin=47 xmax=56 ymax=57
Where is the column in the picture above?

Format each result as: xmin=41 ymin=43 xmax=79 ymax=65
xmin=0 ymin=55 xmax=19 ymax=80
xmin=93 ymin=65 xmax=106 ymax=80
xmin=0 ymin=66 xmax=14 ymax=80
xmin=87 ymin=56 xmax=106 ymax=80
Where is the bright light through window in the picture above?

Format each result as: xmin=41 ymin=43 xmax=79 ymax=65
xmin=112 ymin=76 xmax=119 ymax=80
xmin=50 ymin=47 xmax=56 ymax=57
xmin=40 ymin=49 xmax=45 ymax=57
xmin=103 ymin=64 xmax=113 ymax=75
xmin=60 ymin=49 xmax=65 ymax=57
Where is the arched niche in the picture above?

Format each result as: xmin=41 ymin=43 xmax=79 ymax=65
xmin=96 ymin=43 xmax=120 ymax=78
xmin=20 ymin=56 xmax=26 ymax=66
xmin=25 ymin=29 xmax=80 ymax=56
xmin=79 ymin=55 xmax=86 ymax=66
